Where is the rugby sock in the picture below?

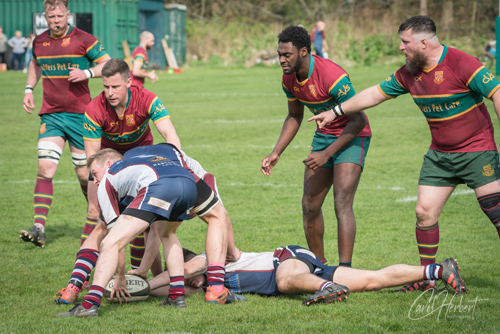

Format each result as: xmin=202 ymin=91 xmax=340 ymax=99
xmin=494 ymin=221 xmax=500 ymax=238
xmin=320 ymin=281 xmax=335 ymax=291
xmin=477 ymin=193 xmax=500 ymax=238
xmin=169 ymin=275 xmax=185 ymax=300
xmin=416 ymin=223 xmax=439 ymax=265
xmin=339 ymin=261 xmax=352 ymax=267
xmin=80 ymin=218 xmax=98 ymax=246
xmin=207 ymin=262 xmax=225 ymax=293
xmin=82 ymin=285 xmax=104 ymax=309
xmin=321 ymin=258 xmax=328 ymax=265
xmin=130 ymin=233 xmax=145 ymax=269
xmin=33 ymin=175 xmax=53 ymax=231
xmin=68 ymin=248 xmax=99 ymax=289
xmin=80 ymin=183 xmax=88 ymax=201
xmin=424 ymin=263 xmax=443 ymax=280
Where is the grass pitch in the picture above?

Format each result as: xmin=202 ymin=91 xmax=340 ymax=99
xmin=0 ymin=64 xmax=499 ymax=333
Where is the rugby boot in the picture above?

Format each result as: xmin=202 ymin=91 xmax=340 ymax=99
xmin=438 ymin=258 xmax=467 ymax=294
xmin=56 ymin=304 xmax=98 ymax=318
xmin=55 ymin=283 xmax=81 ymax=304
xmin=205 ymin=286 xmax=247 ymax=304
xmin=19 ymin=226 xmax=45 ymax=247
xmin=394 ymin=280 xmax=436 ymax=293
xmin=159 ymin=295 xmax=187 ymax=308
xmin=302 ymin=284 xmax=349 ymax=306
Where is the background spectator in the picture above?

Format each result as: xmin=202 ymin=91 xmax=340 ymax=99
xmin=0 ymin=27 xmax=7 ymax=64
xmin=23 ymin=32 xmax=35 ymax=73
xmin=8 ymin=31 xmax=27 ymax=71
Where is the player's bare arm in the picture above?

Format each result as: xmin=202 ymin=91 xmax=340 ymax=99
xmin=303 ymin=111 xmax=368 ymax=170
xmin=132 ymin=60 xmax=158 ymax=83
xmin=68 ymin=56 xmax=111 ymax=83
xmin=84 ymin=139 xmax=102 ymax=160
xmin=490 ymin=89 xmax=500 ymax=151
xmin=155 ymin=118 xmax=181 ymax=149
xmin=307 ymin=85 xmax=388 ymax=129
xmin=23 ymin=58 xmax=42 ymax=114
xmin=261 ymin=100 xmax=304 ymax=175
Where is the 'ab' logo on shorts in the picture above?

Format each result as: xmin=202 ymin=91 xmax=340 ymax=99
xmin=482 ymin=164 xmax=494 ymax=177
xmin=39 ymin=123 xmax=46 ymax=134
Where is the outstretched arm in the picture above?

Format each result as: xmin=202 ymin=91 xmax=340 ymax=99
xmin=308 ymin=85 xmax=389 ymax=129
xmin=154 ymin=118 xmax=181 ymax=149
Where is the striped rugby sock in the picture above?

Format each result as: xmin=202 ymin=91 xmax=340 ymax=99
xmin=82 ymin=285 xmax=104 ymax=309
xmin=130 ymin=234 xmax=145 ymax=269
xmin=423 ymin=263 xmax=443 ymax=280
xmin=207 ymin=262 xmax=225 ymax=293
xmin=69 ymin=248 xmax=99 ymax=288
xmin=80 ymin=218 xmax=98 ymax=245
xmin=416 ymin=223 xmax=439 ymax=266
xmin=33 ymin=175 xmax=53 ymax=231
xmin=169 ymin=275 xmax=185 ymax=300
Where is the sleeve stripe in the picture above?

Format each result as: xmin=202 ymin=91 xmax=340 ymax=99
xmin=153 ymin=115 xmax=171 ymax=124
xmin=86 ymin=40 xmax=99 ymax=53
xmin=93 ymin=55 xmax=108 ymax=63
xmin=467 ymin=66 xmax=484 ymax=86
xmin=328 ymin=73 xmax=347 ymax=93
xmin=377 ymin=84 xmax=396 ymax=99
xmin=487 ymin=84 xmax=500 ymax=99
xmin=84 ymin=113 xmax=101 ymax=127
xmin=148 ymin=96 xmax=159 ymax=114
xmin=83 ymin=137 xmax=101 ymax=141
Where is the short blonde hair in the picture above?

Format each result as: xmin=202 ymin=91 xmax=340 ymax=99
xmin=87 ymin=148 xmax=124 ymax=168
xmin=43 ymin=0 xmax=68 ymax=11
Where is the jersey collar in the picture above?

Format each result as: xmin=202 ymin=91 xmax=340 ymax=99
xmin=296 ymin=54 xmax=315 ymax=85
xmin=48 ymin=24 xmax=73 ymax=39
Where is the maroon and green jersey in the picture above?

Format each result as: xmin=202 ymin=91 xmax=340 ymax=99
xmin=282 ymin=54 xmax=372 ymax=137
xmin=83 ymin=85 xmax=171 ymax=153
xmin=131 ymin=45 xmax=148 ymax=87
xmin=32 ymin=25 xmax=108 ymax=115
xmin=378 ymin=45 xmax=500 ymax=153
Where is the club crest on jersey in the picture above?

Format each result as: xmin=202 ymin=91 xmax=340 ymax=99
xmin=61 ymin=37 xmax=71 ymax=47
xmin=434 ymin=71 xmax=444 ymax=84
xmin=482 ymin=164 xmax=494 ymax=177
xmin=39 ymin=123 xmax=46 ymax=134
xmin=150 ymin=156 xmax=169 ymax=162
xmin=126 ymin=114 xmax=135 ymax=126
xmin=308 ymin=85 xmax=318 ymax=97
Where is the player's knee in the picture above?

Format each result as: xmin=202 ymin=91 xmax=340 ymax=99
xmin=414 ymin=205 xmax=434 ymax=226
xmin=38 ymin=140 xmax=63 ymax=165
xmin=302 ymin=198 xmax=321 ymax=217
xmin=71 ymin=152 xmax=87 ymax=169
xmin=478 ymin=192 xmax=500 ymax=224
xmin=276 ymin=277 xmax=292 ymax=293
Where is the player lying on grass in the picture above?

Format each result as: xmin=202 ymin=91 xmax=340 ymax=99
xmin=55 ymin=144 xmax=242 ymax=306
xmin=55 ymin=145 xmax=245 ymax=318
xmin=149 ymin=245 xmax=467 ymax=306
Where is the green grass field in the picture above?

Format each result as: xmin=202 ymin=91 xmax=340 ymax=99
xmin=0 ymin=64 xmax=499 ymax=333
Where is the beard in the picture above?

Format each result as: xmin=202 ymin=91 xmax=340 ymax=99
xmin=405 ymin=51 xmax=427 ymax=74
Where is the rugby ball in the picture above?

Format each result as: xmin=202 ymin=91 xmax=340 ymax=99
xmin=104 ymin=274 xmax=150 ymax=302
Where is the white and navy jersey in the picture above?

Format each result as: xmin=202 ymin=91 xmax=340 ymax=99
xmin=98 ymin=144 xmax=195 ymax=226
xmin=195 ymin=245 xmax=337 ymax=296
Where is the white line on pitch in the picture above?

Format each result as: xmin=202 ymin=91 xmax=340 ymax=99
xmin=7 ymin=180 xmax=79 ymax=184
xmin=396 ymin=189 xmax=475 ymax=202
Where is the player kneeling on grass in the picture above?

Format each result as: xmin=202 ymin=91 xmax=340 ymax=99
xmin=56 ymin=147 xmax=198 ymax=317
xmin=55 ymin=144 xmax=244 ymax=306
xmin=149 ymin=245 xmax=467 ymax=306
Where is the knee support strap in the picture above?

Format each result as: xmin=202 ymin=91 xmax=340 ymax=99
xmin=71 ymin=152 xmax=87 ymax=168
xmin=38 ymin=141 xmax=63 ymax=164
xmin=478 ymin=192 xmax=500 ymax=223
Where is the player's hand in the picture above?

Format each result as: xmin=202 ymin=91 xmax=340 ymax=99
xmin=68 ymin=67 xmax=87 ymax=83
xmin=110 ymin=274 xmax=131 ymax=304
xmin=307 ymin=111 xmax=336 ymax=129
xmin=23 ymin=93 xmax=35 ymax=114
xmin=127 ymin=269 xmax=148 ymax=280
xmin=303 ymin=151 xmax=330 ymax=171
xmin=261 ymin=153 xmax=280 ymax=175
xmin=186 ymin=275 xmax=206 ymax=288
xmin=149 ymin=70 xmax=158 ymax=83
